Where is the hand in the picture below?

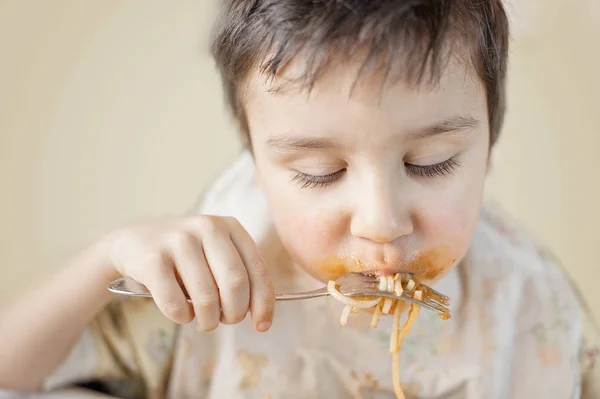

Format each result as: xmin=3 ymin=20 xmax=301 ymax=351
xmin=99 ymin=215 xmax=275 ymax=332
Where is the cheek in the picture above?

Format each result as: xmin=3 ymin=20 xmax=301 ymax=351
xmin=277 ymin=215 xmax=334 ymax=255
xmin=276 ymin=215 xmax=347 ymax=281
xmin=420 ymin=200 xmax=479 ymax=242
xmin=413 ymin=182 xmax=483 ymax=280
xmin=266 ymin=190 xmax=348 ymax=280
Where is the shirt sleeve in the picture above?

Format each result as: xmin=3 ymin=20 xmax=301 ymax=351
xmin=43 ymin=297 xmax=177 ymax=398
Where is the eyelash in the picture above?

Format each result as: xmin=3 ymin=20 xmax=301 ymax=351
xmin=292 ymin=157 xmax=459 ymax=189
xmin=292 ymin=169 xmax=346 ymax=189
xmin=404 ymin=157 xmax=460 ymax=178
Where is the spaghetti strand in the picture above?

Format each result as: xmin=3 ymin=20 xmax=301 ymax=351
xmin=327 ymin=276 xmax=439 ymax=399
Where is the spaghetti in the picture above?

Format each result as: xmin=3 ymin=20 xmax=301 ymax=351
xmin=327 ymin=273 xmax=434 ymax=399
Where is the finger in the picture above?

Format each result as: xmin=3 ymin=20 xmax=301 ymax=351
xmin=141 ymin=255 xmax=194 ymax=324
xmin=201 ymin=225 xmax=250 ymax=325
xmin=170 ymin=232 xmax=221 ymax=332
xmin=225 ymin=217 xmax=275 ymax=332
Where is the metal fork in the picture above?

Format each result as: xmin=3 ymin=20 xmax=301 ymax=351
xmin=108 ymin=273 xmax=450 ymax=318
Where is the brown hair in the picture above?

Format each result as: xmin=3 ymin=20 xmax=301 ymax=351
xmin=212 ymin=0 xmax=509 ymax=147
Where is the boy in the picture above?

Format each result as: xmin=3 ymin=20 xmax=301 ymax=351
xmin=1 ymin=0 xmax=598 ymax=398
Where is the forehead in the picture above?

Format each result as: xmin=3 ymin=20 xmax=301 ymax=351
xmin=244 ymin=53 xmax=487 ymax=143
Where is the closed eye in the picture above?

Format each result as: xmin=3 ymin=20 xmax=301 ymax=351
xmin=404 ymin=157 xmax=459 ymax=178
xmin=291 ymin=169 xmax=346 ymax=189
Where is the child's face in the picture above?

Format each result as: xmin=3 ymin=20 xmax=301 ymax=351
xmin=245 ymin=56 xmax=489 ymax=284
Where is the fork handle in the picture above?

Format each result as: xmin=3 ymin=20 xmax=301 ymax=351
xmin=108 ymin=277 xmax=331 ymax=302
xmin=275 ymin=287 xmax=329 ymax=301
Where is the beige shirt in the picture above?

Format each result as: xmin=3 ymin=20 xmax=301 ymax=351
xmin=30 ymin=152 xmax=600 ymax=398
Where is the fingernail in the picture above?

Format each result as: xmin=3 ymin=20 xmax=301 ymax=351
xmin=257 ymin=321 xmax=271 ymax=332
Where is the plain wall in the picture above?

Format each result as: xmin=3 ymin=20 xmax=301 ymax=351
xmin=1 ymin=1 xmax=598 ymax=319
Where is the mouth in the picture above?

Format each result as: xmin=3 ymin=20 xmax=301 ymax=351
xmin=358 ymin=265 xmax=413 ymax=277
xmin=313 ymin=246 xmax=455 ymax=283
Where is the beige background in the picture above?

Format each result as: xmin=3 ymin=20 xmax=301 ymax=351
xmin=0 ymin=1 xmax=598 ymax=320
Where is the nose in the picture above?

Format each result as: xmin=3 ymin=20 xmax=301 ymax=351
xmin=350 ymin=176 xmax=414 ymax=244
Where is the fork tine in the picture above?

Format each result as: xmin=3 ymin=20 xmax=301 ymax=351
xmin=346 ymin=291 xmax=450 ymax=317
xmin=424 ymin=291 xmax=449 ymax=306
xmin=410 ymin=296 xmax=450 ymax=315
xmin=425 ymin=298 xmax=449 ymax=309
xmin=398 ymin=273 xmax=449 ymax=302
xmin=410 ymin=283 xmax=449 ymax=306
xmin=401 ymin=289 xmax=449 ymax=310
xmin=422 ymin=297 xmax=450 ymax=314
xmin=396 ymin=289 xmax=450 ymax=315
xmin=398 ymin=294 xmax=450 ymax=316
xmin=422 ymin=286 xmax=449 ymax=301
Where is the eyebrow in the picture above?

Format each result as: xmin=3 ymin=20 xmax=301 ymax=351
xmin=265 ymin=115 xmax=480 ymax=150
xmin=406 ymin=115 xmax=480 ymax=140
xmin=266 ymin=135 xmax=340 ymax=150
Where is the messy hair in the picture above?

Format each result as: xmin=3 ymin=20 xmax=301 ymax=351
xmin=212 ymin=0 xmax=509 ymax=147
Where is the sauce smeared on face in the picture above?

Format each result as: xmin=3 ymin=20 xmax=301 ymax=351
xmin=313 ymin=246 xmax=457 ymax=283
xmin=313 ymin=255 xmax=366 ymax=281
xmin=405 ymin=246 xmax=457 ymax=281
